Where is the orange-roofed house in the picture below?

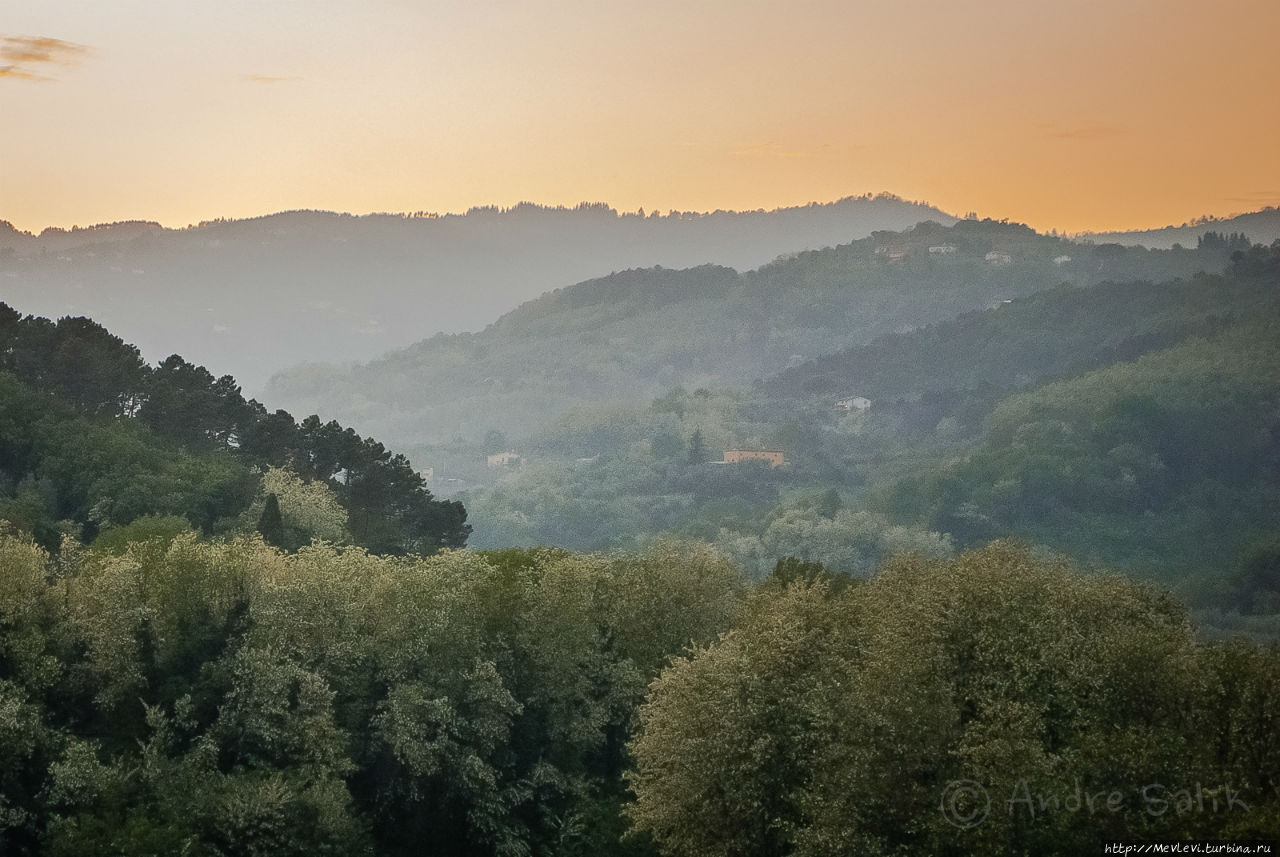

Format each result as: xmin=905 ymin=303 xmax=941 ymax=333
xmin=723 ymin=449 xmax=786 ymax=468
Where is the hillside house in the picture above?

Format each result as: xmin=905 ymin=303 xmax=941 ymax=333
xmin=723 ymin=449 xmax=786 ymax=468
xmin=836 ymin=396 xmax=872 ymax=412
xmin=486 ymin=451 xmax=522 ymax=468
xmin=928 ymin=244 xmax=957 ymax=255
xmin=985 ymin=251 xmax=1012 ymax=266
xmin=1053 ymin=254 xmax=1072 ymax=265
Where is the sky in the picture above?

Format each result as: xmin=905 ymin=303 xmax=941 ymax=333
xmin=3 ymin=0 xmax=1279 ymax=235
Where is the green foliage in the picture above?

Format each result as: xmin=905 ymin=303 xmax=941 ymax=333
xmin=0 ymin=305 xmax=147 ymax=418
xmin=1227 ymin=539 xmax=1280 ymax=615
xmin=878 ymin=323 xmax=1280 ymax=578
xmin=766 ymin=556 xmax=855 ymax=596
xmin=769 ymin=259 xmax=1280 ymax=411
xmin=628 ymin=579 xmax=850 ymax=857
xmin=91 ymin=514 xmax=195 ymax=555
xmin=0 ymin=306 xmax=469 ymax=555
xmin=1196 ymin=230 xmax=1252 ymax=252
xmin=138 ymin=355 xmax=247 ymax=449
xmin=3 ymin=524 xmax=1277 ymax=855
xmin=628 ymin=543 xmax=1280 ymax=856
xmin=714 ymin=506 xmax=952 ymax=578
xmin=0 ymin=532 xmax=741 ymax=856
xmin=244 ymin=467 xmax=348 ymax=552
xmin=451 ymin=244 xmax=1276 ymax=588
xmin=0 ymin=369 xmax=258 ymax=550
xmin=482 ymin=429 xmax=508 ymax=455
xmin=257 ymin=494 xmax=286 ymax=548
xmin=2 ymin=229 xmax=1277 ymax=855
xmin=686 ymin=428 xmax=706 ymax=465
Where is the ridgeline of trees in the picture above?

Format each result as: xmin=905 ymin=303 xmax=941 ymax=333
xmin=875 ymin=324 xmax=1280 ymax=564
xmin=765 ymin=242 xmax=1280 ymax=404
xmin=0 ymin=304 xmax=468 ymax=555
xmin=870 ymin=244 xmax=1280 ymax=579
xmin=456 ymin=243 xmax=1278 ymax=596
xmin=0 ymin=195 xmax=960 ymax=390
xmin=267 ymin=219 xmax=1238 ymax=448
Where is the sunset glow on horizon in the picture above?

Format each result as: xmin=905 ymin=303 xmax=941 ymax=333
xmin=4 ymin=0 xmax=1279 ymax=236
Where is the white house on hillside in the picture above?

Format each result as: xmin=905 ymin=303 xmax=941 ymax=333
xmin=486 ymin=451 xmax=521 ymax=468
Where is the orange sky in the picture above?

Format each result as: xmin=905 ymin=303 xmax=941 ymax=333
xmin=3 ymin=0 xmax=1278 ymax=235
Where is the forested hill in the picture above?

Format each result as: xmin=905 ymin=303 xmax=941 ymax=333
xmin=767 ymin=242 xmax=1280 ymax=578
xmin=266 ymin=219 xmax=1241 ymax=448
xmin=451 ymin=243 xmax=1278 ymax=590
xmin=876 ymin=313 xmax=1280 ymax=578
xmin=0 ymin=304 xmax=468 ymax=555
xmin=0 ymin=195 xmax=952 ymax=389
xmin=1084 ymin=205 xmax=1280 ymax=249
xmin=765 ymin=237 xmax=1275 ymax=403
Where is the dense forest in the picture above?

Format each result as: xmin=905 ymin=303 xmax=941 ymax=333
xmin=452 ymin=241 xmax=1279 ymax=620
xmin=0 ymin=304 xmax=468 ymax=556
xmin=2 ymin=229 xmax=1278 ymax=854
xmin=1 ymin=536 xmax=1276 ymax=855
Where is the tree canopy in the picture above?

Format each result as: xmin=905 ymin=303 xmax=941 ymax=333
xmin=0 ymin=304 xmax=468 ymax=555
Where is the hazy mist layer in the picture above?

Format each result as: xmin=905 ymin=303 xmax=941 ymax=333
xmin=0 ymin=196 xmax=952 ymax=391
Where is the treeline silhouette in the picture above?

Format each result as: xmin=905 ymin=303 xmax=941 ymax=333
xmin=0 ymin=304 xmax=468 ymax=554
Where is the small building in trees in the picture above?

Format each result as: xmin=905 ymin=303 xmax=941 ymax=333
xmin=486 ymin=451 xmax=521 ymax=468
xmin=723 ymin=449 xmax=786 ymax=468
xmin=836 ymin=396 xmax=872 ymax=412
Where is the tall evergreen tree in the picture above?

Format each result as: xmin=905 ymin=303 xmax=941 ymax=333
xmin=256 ymin=492 xmax=285 ymax=548
xmin=687 ymin=428 xmax=706 ymax=465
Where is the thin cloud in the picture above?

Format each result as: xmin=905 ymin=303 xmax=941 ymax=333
xmin=0 ymin=35 xmax=90 ymax=82
xmin=0 ymin=64 xmax=47 ymax=81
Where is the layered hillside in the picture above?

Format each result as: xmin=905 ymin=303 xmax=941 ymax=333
xmin=454 ymin=243 xmax=1279 ymax=588
xmin=0 ymin=195 xmax=952 ymax=389
xmin=1084 ymin=206 xmax=1280 ymax=249
xmin=267 ymin=219 xmax=1237 ymax=447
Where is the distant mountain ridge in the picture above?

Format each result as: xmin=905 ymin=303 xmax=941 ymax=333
xmin=0 ymin=218 xmax=167 ymax=251
xmin=9 ymin=202 xmax=1275 ymax=256
xmin=0 ymin=195 xmax=953 ymax=390
xmin=1081 ymin=206 xmax=1280 ymax=248
xmin=267 ymin=219 xmax=1240 ymax=449
xmin=5 ymin=197 xmax=1275 ymax=394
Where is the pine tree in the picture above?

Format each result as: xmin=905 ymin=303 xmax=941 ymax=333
xmin=257 ymin=492 xmax=285 ymax=548
xmin=687 ymin=428 xmax=706 ymax=466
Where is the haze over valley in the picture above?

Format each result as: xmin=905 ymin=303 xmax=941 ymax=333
xmin=3 ymin=1 xmax=1280 ymax=854
xmin=0 ymin=195 xmax=955 ymax=390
